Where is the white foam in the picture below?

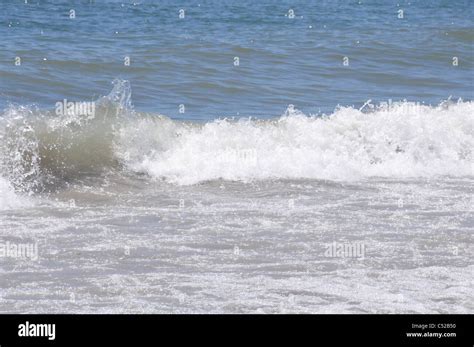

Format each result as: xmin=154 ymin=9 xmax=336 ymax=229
xmin=117 ymin=101 xmax=474 ymax=185
xmin=0 ymin=177 xmax=25 ymax=210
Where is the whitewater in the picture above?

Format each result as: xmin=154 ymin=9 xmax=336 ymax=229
xmin=0 ymin=81 xmax=472 ymax=313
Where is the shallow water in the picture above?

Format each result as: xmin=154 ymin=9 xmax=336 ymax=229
xmin=1 ymin=175 xmax=473 ymax=313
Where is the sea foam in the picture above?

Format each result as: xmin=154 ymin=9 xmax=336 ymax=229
xmin=117 ymin=101 xmax=473 ymax=185
xmin=0 ymin=177 xmax=25 ymax=210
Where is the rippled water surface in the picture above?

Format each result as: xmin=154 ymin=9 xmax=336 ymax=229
xmin=1 ymin=0 xmax=473 ymax=118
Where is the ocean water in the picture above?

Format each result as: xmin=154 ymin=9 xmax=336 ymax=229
xmin=0 ymin=0 xmax=473 ymax=313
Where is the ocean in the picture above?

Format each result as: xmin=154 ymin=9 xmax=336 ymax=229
xmin=0 ymin=0 xmax=473 ymax=313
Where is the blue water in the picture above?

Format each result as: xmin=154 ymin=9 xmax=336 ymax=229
xmin=1 ymin=0 xmax=472 ymax=120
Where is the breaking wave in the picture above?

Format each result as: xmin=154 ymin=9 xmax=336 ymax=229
xmin=0 ymin=80 xmax=132 ymax=193
xmin=117 ymin=96 xmax=473 ymax=185
xmin=0 ymin=79 xmax=472 ymax=194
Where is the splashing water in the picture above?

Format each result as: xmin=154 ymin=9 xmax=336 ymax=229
xmin=1 ymin=80 xmax=472 ymax=193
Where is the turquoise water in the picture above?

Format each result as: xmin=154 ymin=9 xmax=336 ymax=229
xmin=1 ymin=0 xmax=473 ymax=119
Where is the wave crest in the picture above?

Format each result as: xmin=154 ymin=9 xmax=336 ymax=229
xmin=118 ymin=100 xmax=473 ymax=184
xmin=1 ymin=80 xmax=472 ymax=191
xmin=0 ymin=80 xmax=133 ymax=192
